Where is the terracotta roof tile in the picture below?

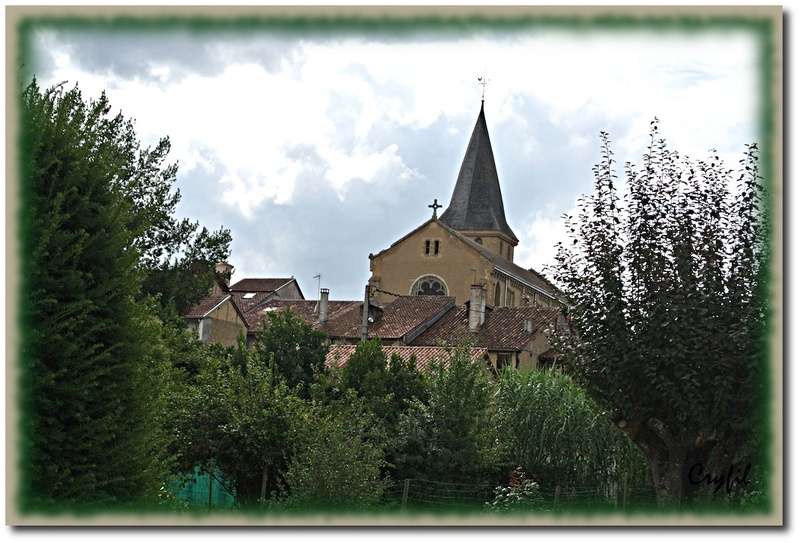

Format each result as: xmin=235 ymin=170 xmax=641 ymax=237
xmin=247 ymin=299 xmax=362 ymax=334
xmin=326 ymin=344 xmax=489 ymax=372
xmin=230 ymin=291 xmax=273 ymax=312
xmin=411 ymin=305 xmax=562 ymax=351
xmin=247 ymin=295 xmax=455 ymax=343
xmin=185 ymin=294 xmax=231 ymax=319
xmin=229 ymin=278 xmax=294 ymax=293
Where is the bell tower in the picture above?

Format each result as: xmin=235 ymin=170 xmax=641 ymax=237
xmin=439 ymin=101 xmax=518 ymax=262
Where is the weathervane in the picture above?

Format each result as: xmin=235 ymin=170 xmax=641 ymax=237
xmin=478 ymin=73 xmax=490 ymax=101
xmin=429 ymin=199 xmax=443 ymax=218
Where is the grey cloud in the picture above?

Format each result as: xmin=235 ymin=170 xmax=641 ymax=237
xmin=28 ymin=26 xmax=304 ymax=85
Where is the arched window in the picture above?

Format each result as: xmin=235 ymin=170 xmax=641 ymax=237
xmin=411 ymin=275 xmax=447 ymax=296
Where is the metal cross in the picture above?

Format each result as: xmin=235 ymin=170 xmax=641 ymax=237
xmin=429 ymin=198 xmax=443 ymax=218
xmin=478 ymin=73 xmax=490 ymax=101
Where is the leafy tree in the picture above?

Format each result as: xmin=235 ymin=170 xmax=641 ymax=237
xmin=169 ymin=338 xmax=299 ymax=508
xmin=253 ymin=308 xmax=330 ymax=399
xmin=341 ymin=339 xmax=427 ymax=426
xmin=110 ymin=111 xmax=231 ymax=319
xmin=492 ymin=366 xmax=649 ymax=494
xmin=341 ymin=339 xmax=390 ymax=412
xmin=549 ymin=122 xmax=769 ymax=507
xmin=282 ymin=393 xmax=389 ymax=511
xmin=19 ymin=80 xmax=174 ymax=509
xmin=393 ymin=343 xmax=497 ymax=484
xmin=340 ymin=339 xmax=428 ymax=482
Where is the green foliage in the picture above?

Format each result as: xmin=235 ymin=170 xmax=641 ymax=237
xmin=282 ymin=394 xmax=389 ymax=510
xmin=19 ymin=80 xmax=173 ymax=509
xmin=341 ymin=339 xmax=390 ymax=409
xmin=341 ymin=339 xmax=427 ymax=426
xmin=253 ymin=308 xmax=330 ymax=399
xmin=168 ymin=338 xmax=299 ymax=507
xmin=492 ymin=366 xmax=649 ymax=490
xmin=393 ymin=343 xmax=497 ymax=484
xmin=112 ymin=106 xmax=231 ymax=319
xmin=549 ymin=122 xmax=769 ymax=506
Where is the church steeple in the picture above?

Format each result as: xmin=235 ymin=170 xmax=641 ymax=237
xmin=439 ymin=102 xmax=519 ymax=246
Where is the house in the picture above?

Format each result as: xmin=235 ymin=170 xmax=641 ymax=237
xmin=246 ymin=289 xmax=454 ymax=347
xmin=185 ymin=294 xmax=249 ymax=347
xmin=368 ymin=101 xmax=566 ymax=309
xmin=249 ymin=285 xmax=562 ymax=373
xmin=184 ymin=267 xmax=305 ymax=348
xmin=409 ymin=282 xmax=566 ymax=373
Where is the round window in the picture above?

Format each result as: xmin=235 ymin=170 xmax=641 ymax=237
xmin=412 ymin=275 xmax=447 ymax=296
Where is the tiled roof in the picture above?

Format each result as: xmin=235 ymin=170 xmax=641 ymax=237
xmin=229 ymin=278 xmax=294 ymax=293
xmin=411 ymin=305 xmax=562 ymax=351
xmin=185 ymin=295 xmax=231 ymax=319
xmin=326 ymin=344 xmax=489 ymax=371
xmin=440 ymin=102 xmax=518 ymax=242
xmin=245 ymin=295 xmax=455 ymax=343
xmin=230 ymin=291 xmax=274 ymax=313
xmin=247 ymin=299 xmax=362 ymax=334
xmin=452 ymin=230 xmax=565 ymax=302
xmin=321 ymin=296 xmax=455 ymax=341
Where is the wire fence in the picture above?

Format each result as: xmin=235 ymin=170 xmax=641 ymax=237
xmin=168 ymin=470 xmax=656 ymax=513
xmin=384 ymin=477 xmax=657 ymax=513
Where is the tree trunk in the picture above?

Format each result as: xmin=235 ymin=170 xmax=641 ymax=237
xmin=648 ymin=447 xmax=687 ymax=506
xmin=260 ymin=467 xmax=269 ymax=501
xmin=618 ymin=414 xmax=691 ymax=507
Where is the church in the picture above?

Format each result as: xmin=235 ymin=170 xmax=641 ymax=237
xmin=367 ymin=100 xmax=564 ymax=310
xmin=184 ymin=98 xmax=568 ymax=371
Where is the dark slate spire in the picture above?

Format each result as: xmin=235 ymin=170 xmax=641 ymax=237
xmin=440 ymin=102 xmax=518 ymax=243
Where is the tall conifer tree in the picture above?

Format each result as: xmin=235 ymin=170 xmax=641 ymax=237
xmin=19 ymin=80 xmax=175 ymax=509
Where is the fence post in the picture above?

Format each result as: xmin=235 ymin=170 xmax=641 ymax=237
xmin=554 ymin=485 xmax=561 ymax=507
xmin=208 ymin=459 xmax=214 ymax=512
xmin=622 ymin=473 xmax=629 ymax=513
xmin=401 ymin=478 xmax=411 ymax=510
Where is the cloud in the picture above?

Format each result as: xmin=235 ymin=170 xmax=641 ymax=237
xmin=23 ymin=18 xmax=763 ymax=300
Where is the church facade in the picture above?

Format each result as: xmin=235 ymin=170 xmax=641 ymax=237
xmin=368 ymin=102 xmax=564 ymax=310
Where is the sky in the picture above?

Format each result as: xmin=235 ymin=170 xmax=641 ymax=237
xmin=16 ymin=5 xmax=769 ymax=302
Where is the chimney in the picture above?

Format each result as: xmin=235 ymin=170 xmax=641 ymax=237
xmin=524 ymin=318 xmax=535 ymax=334
xmin=361 ymin=284 xmax=370 ymax=341
xmin=215 ymin=261 xmax=234 ymax=286
xmin=469 ymin=282 xmax=487 ymax=333
xmin=212 ymin=261 xmax=234 ymax=295
xmin=318 ymin=288 xmax=330 ymax=324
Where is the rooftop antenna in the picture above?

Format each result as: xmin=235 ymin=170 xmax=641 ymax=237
xmin=478 ymin=72 xmax=490 ymax=102
xmin=313 ymin=273 xmax=322 ymax=312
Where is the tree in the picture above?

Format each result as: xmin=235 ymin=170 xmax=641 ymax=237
xmin=341 ymin=339 xmax=427 ymax=427
xmin=19 ymin=80 xmax=174 ymax=509
xmin=168 ymin=338 xmax=299 ymax=508
xmin=549 ymin=121 xmax=769 ymax=507
xmin=340 ymin=339 xmax=428 ymax=481
xmin=393 ymin=343 xmax=497 ymax=484
xmin=253 ymin=308 xmax=330 ymax=400
xmin=282 ymin=393 xmax=389 ymax=511
xmin=111 ymin=113 xmax=231 ymax=319
xmin=492 ymin=366 xmax=649 ymax=494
